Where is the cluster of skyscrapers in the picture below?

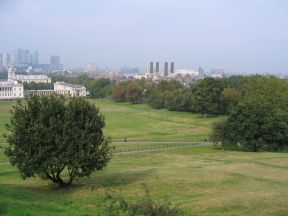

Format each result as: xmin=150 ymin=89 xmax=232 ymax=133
xmin=13 ymin=49 xmax=39 ymax=66
xmin=0 ymin=49 xmax=62 ymax=72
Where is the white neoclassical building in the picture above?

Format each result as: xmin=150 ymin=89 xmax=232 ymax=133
xmin=25 ymin=82 xmax=88 ymax=97
xmin=0 ymin=82 xmax=24 ymax=100
xmin=54 ymin=82 xmax=88 ymax=97
xmin=8 ymin=66 xmax=51 ymax=84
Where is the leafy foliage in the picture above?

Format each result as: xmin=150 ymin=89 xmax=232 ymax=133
xmin=52 ymin=74 xmax=253 ymax=116
xmin=191 ymin=77 xmax=224 ymax=115
xmin=212 ymin=76 xmax=288 ymax=152
xmin=23 ymin=82 xmax=54 ymax=90
xmin=125 ymin=82 xmax=143 ymax=103
xmin=100 ymin=189 xmax=180 ymax=216
xmin=5 ymin=95 xmax=111 ymax=187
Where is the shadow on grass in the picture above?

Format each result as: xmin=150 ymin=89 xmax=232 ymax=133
xmin=78 ymin=169 xmax=154 ymax=188
xmin=0 ymin=169 xmax=154 ymax=193
xmin=0 ymin=169 xmax=154 ymax=215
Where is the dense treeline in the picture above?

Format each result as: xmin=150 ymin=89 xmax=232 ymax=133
xmin=212 ymin=76 xmax=288 ymax=152
xmin=23 ymin=82 xmax=54 ymax=90
xmin=111 ymin=77 xmax=245 ymax=116
xmin=52 ymin=74 xmax=247 ymax=115
xmin=52 ymin=74 xmax=288 ymax=151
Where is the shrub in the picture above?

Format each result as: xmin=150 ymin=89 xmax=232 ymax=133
xmin=100 ymin=189 xmax=180 ymax=216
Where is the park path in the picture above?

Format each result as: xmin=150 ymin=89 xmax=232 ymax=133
xmin=0 ymin=141 xmax=214 ymax=165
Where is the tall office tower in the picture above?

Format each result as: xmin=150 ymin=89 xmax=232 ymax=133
xmin=0 ymin=54 xmax=3 ymax=67
xmin=50 ymin=55 xmax=60 ymax=65
xmin=50 ymin=55 xmax=62 ymax=71
xmin=170 ymin=62 xmax=175 ymax=74
xmin=2 ymin=53 xmax=10 ymax=67
xmin=197 ymin=67 xmax=204 ymax=79
xmin=88 ymin=63 xmax=97 ymax=72
xmin=23 ymin=49 xmax=30 ymax=64
xmin=14 ymin=49 xmax=30 ymax=65
xmin=14 ymin=49 xmax=22 ymax=65
xmin=30 ymin=50 xmax=39 ymax=66
xmin=149 ymin=62 xmax=154 ymax=74
xmin=164 ymin=62 xmax=169 ymax=76
xmin=156 ymin=62 xmax=160 ymax=73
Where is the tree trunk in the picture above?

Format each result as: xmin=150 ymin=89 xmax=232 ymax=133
xmin=253 ymin=141 xmax=257 ymax=152
xmin=46 ymin=172 xmax=74 ymax=188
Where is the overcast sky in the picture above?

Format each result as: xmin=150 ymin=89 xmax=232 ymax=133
xmin=1 ymin=0 xmax=288 ymax=74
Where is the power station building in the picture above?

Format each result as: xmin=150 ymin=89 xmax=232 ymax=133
xmin=135 ymin=62 xmax=203 ymax=86
xmin=149 ymin=61 xmax=175 ymax=75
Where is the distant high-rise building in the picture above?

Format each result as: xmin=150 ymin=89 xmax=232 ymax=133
xmin=14 ymin=49 xmax=30 ymax=65
xmin=23 ymin=49 xmax=30 ymax=64
xmin=50 ymin=55 xmax=60 ymax=65
xmin=156 ymin=62 xmax=160 ymax=73
xmin=50 ymin=55 xmax=62 ymax=71
xmin=170 ymin=62 xmax=175 ymax=74
xmin=0 ymin=54 xmax=3 ymax=67
xmin=30 ymin=50 xmax=39 ymax=66
xmin=164 ymin=62 xmax=169 ymax=76
xmin=197 ymin=67 xmax=205 ymax=79
xmin=2 ymin=53 xmax=10 ymax=67
xmin=149 ymin=62 xmax=154 ymax=74
xmin=88 ymin=63 xmax=97 ymax=72
xmin=14 ymin=49 xmax=22 ymax=65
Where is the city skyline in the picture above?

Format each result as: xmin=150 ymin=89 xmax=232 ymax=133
xmin=1 ymin=0 xmax=288 ymax=74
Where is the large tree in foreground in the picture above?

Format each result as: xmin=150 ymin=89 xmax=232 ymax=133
xmin=5 ymin=95 xmax=111 ymax=187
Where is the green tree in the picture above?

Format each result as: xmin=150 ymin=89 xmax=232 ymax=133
xmin=165 ymin=89 xmax=193 ymax=112
xmin=191 ymin=77 xmax=224 ymax=116
xmin=5 ymin=95 xmax=111 ymax=187
xmin=212 ymin=76 xmax=288 ymax=152
xmin=222 ymin=87 xmax=242 ymax=114
xmin=88 ymin=78 xmax=112 ymax=98
xmin=112 ymin=86 xmax=127 ymax=102
xmin=23 ymin=82 xmax=54 ymax=90
xmin=125 ymin=82 xmax=143 ymax=103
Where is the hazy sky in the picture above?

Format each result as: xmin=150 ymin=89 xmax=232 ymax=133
xmin=1 ymin=0 xmax=288 ymax=74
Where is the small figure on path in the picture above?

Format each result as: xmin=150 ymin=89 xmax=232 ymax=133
xmin=124 ymin=137 xmax=127 ymax=142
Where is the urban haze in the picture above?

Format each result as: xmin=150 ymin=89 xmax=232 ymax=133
xmin=1 ymin=0 xmax=288 ymax=74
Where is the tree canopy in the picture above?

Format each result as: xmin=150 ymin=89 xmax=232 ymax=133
xmin=191 ymin=77 xmax=224 ymax=116
xmin=5 ymin=95 xmax=111 ymax=187
xmin=212 ymin=76 xmax=288 ymax=151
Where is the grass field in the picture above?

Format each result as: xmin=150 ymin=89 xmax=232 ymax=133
xmin=0 ymin=99 xmax=224 ymax=142
xmin=1 ymin=99 xmax=288 ymax=215
xmin=1 ymin=146 xmax=288 ymax=215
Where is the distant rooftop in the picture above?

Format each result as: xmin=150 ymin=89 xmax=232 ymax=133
xmin=55 ymin=82 xmax=86 ymax=89
xmin=0 ymin=81 xmax=22 ymax=86
xmin=15 ymin=75 xmax=50 ymax=80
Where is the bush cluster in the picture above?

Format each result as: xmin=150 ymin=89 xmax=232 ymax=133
xmin=99 ymin=190 xmax=180 ymax=216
